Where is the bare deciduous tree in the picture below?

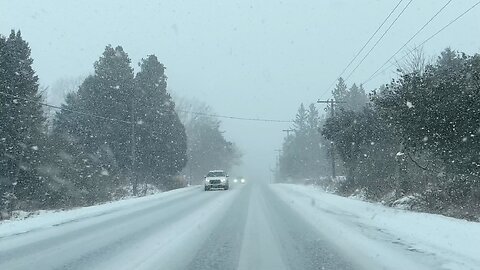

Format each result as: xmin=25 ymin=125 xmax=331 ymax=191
xmin=394 ymin=46 xmax=431 ymax=75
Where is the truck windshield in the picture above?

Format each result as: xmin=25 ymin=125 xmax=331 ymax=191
xmin=207 ymin=172 xmax=225 ymax=177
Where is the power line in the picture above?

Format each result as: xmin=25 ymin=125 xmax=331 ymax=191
xmin=176 ymin=109 xmax=293 ymax=123
xmin=1 ymin=90 xmax=293 ymax=124
xmin=363 ymin=0 xmax=480 ymax=86
xmin=344 ymin=0 xmax=415 ymax=82
xmin=323 ymin=0 xmax=405 ymax=97
xmin=363 ymin=0 xmax=453 ymax=84
xmin=0 ymin=90 xmax=134 ymax=124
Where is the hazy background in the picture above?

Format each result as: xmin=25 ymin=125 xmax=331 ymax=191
xmin=1 ymin=0 xmax=479 ymax=181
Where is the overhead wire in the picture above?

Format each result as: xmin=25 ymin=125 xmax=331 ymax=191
xmin=363 ymin=0 xmax=453 ymax=85
xmin=176 ymin=109 xmax=293 ymax=123
xmin=323 ymin=0 xmax=405 ymax=96
xmin=362 ymin=0 xmax=480 ymax=86
xmin=0 ymin=90 xmax=134 ymax=124
xmin=344 ymin=0 xmax=415 ymax=83
xmin=0 ymin=90 xmax=293 ymax=124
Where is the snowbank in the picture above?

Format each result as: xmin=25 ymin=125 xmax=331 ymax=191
xmin=272 ymin=184 xmax=480 ymax=270
xmin=0 ymin=186 xmax=198 ymax=238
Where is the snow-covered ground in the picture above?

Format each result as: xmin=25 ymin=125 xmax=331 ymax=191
xmin=0 ymin=186 xmax=196 ymax=238
xmin=272 ymin=184 xmax=480 ymax=270
xmin=1 ymin=183 xmax=479 ymax=270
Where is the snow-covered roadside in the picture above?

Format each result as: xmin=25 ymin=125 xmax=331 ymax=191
xmin=271 ymin=184 xmax=480 ymax=270
xmin=0 ymin=186 xmax=199 ymax=238
xmin=3 ymin=183 xmax=163 ymax=222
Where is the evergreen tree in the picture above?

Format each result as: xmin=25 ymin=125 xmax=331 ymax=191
xmin=305 ymin=104 xmax=327 ymax=178
xmin=345 ymin=83 xmax=368 ymax=111
xmin=134 ymin=55 xmax=187 ymax=189
xmin=322 ymin=107 xmax=398 ymax=196
xmin=278 ymin=103 xmax=329 ymax=181
xmin=332 ymin=78 xmax=368 ymax=111
xmin=0 ymin=30 xmax=47 ymax=212
xmin=332 ymin=77 xmax=348 ymax=102
xmin=375 ymin=48 xmax=480 ymax=176
xmin=293 ymin=103 xmax=308 ymax=135
xmin=436 ymin=47 xmax=462 ymax=69
xmin=89 ymin=45 xmax=135 ymax=171
xmin=291 ymin=103 xmax=309 ymax=178
xmin=53 ymin=45 xmax=136 ymax=202
xmin=176 ymin=98 xmax=241 ymax=184
xmin=306 ymin=103 xmax=319 ymax=132
xmin=51 ymin=89 xmax=119 ymax=205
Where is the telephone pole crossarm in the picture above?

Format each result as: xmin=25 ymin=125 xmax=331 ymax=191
xmin=282 ymin=129 xmax=294 ymax=137
xmin=317 ymin=99 xmax=346 ymax=117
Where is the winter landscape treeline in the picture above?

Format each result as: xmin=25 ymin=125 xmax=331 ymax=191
xmin=278 ymin=48 xmax=480 ymax=220
xmin=176 ymin=99 xmax=242 ymax=184
xmin=0 ymin=30 xmax=240 ymax=218
xmin=276 ymin=103 xmax=330 ymax=181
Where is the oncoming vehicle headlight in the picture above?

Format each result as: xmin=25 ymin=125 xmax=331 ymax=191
xmin=233 ymin=179 xmax=238 ymax=183
xmin=240 ymin=178 xmax=245 ymax=183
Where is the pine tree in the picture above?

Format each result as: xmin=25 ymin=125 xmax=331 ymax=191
xmin=53 ymin=45 xmax=135 ymax=203
xmin=89 ymin=45 xmax=135 ymax=171
xmin=345 ymin=83 xmax=368 ymax=111
xmin=278 ymin=103 xmax=330 ymax=182
xmin=51 ymin=89 xmax=117 ymax=205
xmin=436 ymin=47 xmax=461 ymax=68
xmin=332 ymin=77 xmax=348 ymax=102
xmin=176 ymin=98 xmax=241 ymax=184
xmin=306 ymin=103 xmax=319 ymax=132
xmin=134 ymin=55 xmax=187 ymax=189
xmin=293 ymin=103 xmax=308 ymax=135
xmin=0 ymin=30 xmax=47 ymax=212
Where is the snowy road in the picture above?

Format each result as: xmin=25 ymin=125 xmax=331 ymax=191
xmin=1 ymin=183 xmax=479 ymax=270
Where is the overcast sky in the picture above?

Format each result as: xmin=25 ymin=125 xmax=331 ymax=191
xmin=2 ymin=0 xmax=480 ymax=181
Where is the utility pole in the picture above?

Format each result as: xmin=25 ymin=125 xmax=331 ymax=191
xmin=274 ymin=149 xmax=282 ymax=169
xmin=317 ymin=99 xmax=345 ymax=179
xmin=269 ymin=166 xmax=275 ymax=184
xmin=275 ymin=149 xmax=282 ymax=161
xmin=273 ymin=149 xmax=282 ymax=183
xmin=282 ymin=129 xmax=294 ymax=137
xmin=131 ymin=98 xmax=137 ymax=196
